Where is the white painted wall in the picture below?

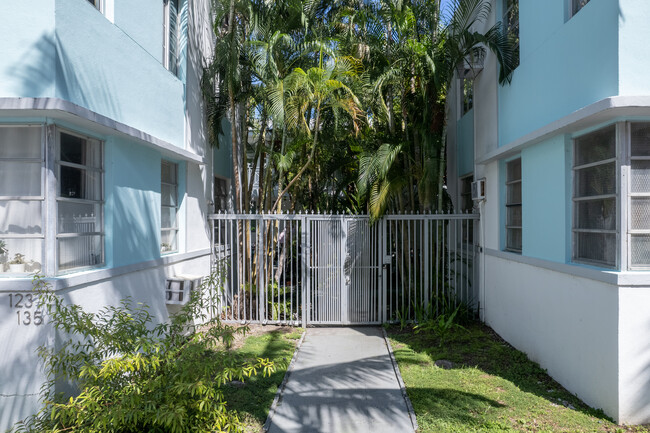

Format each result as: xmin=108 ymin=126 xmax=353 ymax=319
xmin=618 ymin=285 xmax=650 ymax=423
xmin=484 ymin=253 xmax=620 ymax=419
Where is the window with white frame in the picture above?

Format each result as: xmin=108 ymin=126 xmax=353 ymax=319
xmin=57 ymin=132 xmax=104 ymax=272
xmin=572 ymin=125 xmax=617 ymax=268
xmin=163 ymin=0 xmax=180 ymax=76
xmin=571 ymin=0 xmax=590 ymax=16
xmin=503 ymin=0 xmax=519 ymax=68
xmin=505 ymin=158 xmax=522 ymax=253
xmin=629 ymin=123 xmax=650 ymax=268
xmin=0 ymin=126 xmax=44 ymax=274
xmin=161 ymin=160 xmax=178 ymax=254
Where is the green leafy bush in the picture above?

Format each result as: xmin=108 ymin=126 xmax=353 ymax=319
xmin=11 ymin=272 xmax=275 ymax=433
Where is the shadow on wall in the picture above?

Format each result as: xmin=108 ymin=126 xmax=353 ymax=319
xmin=186 ymin=0 xmax=216 ymax=241
xmin=0 ymin=320 xmax=54 ymax=432
xmin=9 ymin=32 xmax=120 ymax=117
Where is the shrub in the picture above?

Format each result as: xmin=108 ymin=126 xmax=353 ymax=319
xmin=11 ymin=272 xmax=275 ymax=433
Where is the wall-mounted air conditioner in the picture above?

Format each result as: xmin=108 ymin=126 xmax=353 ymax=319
xmin=471 ymin=178 xmax=486 ymax=201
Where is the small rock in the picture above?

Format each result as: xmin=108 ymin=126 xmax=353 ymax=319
xmin=568 ymin=404 xmax=576 ymax=410
xmin=434 ymin=360 xmax=454 ymax=370
xmin=229 ymin=380 xmax=245 ymax=388
xmin=547 ymin=389 xmax=555 ymax=393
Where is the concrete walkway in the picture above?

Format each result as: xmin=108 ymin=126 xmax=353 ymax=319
xmin=265 ymin=327 xmax=416 ymax=433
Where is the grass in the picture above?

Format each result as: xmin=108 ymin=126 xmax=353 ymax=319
xmin=223 ymin=327 xmax=303 ymax=432
xmin=387 ymin=321 xmax=650 ymax=433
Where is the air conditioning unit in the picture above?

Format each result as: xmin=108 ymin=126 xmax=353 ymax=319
xmin=471 ymin=178 xmax=486 ymax=201
xmin=165 ymin=275 xmax=203 ymax=305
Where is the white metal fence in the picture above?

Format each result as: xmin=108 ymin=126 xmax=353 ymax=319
xmin=209 ymin=212 xmax=478 ymax=326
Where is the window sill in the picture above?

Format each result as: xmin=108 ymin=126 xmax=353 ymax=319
xmin=486 ymin=248 xmax=650 ymax=287
xmin=0 ymin=249 xmax=210 ymax=292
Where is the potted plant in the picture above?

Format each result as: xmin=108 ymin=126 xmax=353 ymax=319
xmin=8 ymin=253 xmax=26 ymax=273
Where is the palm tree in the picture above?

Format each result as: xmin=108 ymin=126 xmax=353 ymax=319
xmin=271 ymin=53 xmax=364 ymax=212
xmin=357 ymin=0 xmax=516 ymax=219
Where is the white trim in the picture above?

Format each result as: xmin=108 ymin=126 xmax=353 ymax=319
xmin=0 ymin=248 xmax=211 ymax=292
xmin=477 ymin=96 xmax=650 ymax=165
xmin=0 ymin=98 xmax=204 ymax=164
xmin=485 ymin=248 xmax=650 ymax=286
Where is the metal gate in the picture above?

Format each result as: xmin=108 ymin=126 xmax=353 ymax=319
xmin=305 ymin=217 xmax=381 ymax=325
xmin=209 ymin=212 xmax=478 ymax=326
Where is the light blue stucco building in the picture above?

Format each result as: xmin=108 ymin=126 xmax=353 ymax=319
xmin=0 ymin=1 xmax=230 ymax=430
xmin=447 ymin=0 xmax=650 ymax=424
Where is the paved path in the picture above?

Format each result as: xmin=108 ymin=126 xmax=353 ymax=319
xmin=265 ymin=327 xmax=416 ymax=433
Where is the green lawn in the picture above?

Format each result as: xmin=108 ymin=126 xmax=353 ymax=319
xmin=223 ymin=327 xmax=303 ymax=432
xmin=387 ymin=322 xmax=650 ymax=433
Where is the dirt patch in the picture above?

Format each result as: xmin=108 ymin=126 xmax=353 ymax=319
xmin=199 ymin=322 xmax=298 ymax=351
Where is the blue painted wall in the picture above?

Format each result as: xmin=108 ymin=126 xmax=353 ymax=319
xmin=106 ymin=138 xmax=162 ymax=268
xmin=0 ymin=0 xmax=55 ymax=98
xmin=113 ymin=0 xmax=164 ymax=61
xmin=521 ymin=136 xmax=568 ymax=262
xmin=0 ymin=0 xmax=187 ymax=148
xmin=457 ymin=110 xmax=475 ymax=177
xmin=498 ymin=0 xmax=620 ymax=146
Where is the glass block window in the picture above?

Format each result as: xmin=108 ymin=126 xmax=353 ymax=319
xmin=57 ymin=131 xmax=104 ymax=272
xmin=161 ymin=160 xmax=179 ymax=254
xmin=504 ymin=0 xmax=519 ymax=68
xmin=0 ymin=126 xmax=44 ymax=275
xmin=573 ymin=126 xmax=617 ymax=267
xmin=505 ymin=158 xmax=522 ymax=253
xmin=629 ymin=123 xmax=650 ymax=268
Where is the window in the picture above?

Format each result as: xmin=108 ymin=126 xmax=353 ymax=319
xmin=505 ymin=158 xmax=522 ymax=253
xmin=87 ymin=0 xmax=102 ymax=11
xmin=629 ymin=123 xmax=650 ymax=268
xmin=0 ymin=126 xmax=44 ymax=274
xmin=161 ymin=160 xmax=178 ymax=254
xmin=57 ymin=132 xmax=104 ymax=272
xmin=460 ymin=175 xmax=474 ymax=243
xmin=571 ymin=0 xmax=590 ymax=16
xmin=572 ymin=126 xmax=617 ymax=267
xmin=214 ymin=176 xmax=228 ymax=212
xmin=462 ymin=78 xmax=473 ymax=115
xmin=503 ymin=0 xmax=519 ymax=68
xmin=163 ymin=0 xmax=180 ymax=76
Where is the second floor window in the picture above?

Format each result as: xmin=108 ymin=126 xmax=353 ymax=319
xmin=572 ymin=0 xmax=591 ymax=16
xmin=163 ymin=0 xmax=179 ymax=76
xmin=503 ymin=0 xmax=519 ymax=68
xmin=87 ymin=0 xmax=102 ymax=11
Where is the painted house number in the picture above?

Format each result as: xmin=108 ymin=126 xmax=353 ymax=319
xmin=8 ymin=294 xmax=44 ymax=326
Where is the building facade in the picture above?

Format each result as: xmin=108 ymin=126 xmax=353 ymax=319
xmin=0 ymin=1 xmax=230 ymax=430
xmin=448 ymin=0 xmax=650 ymax=424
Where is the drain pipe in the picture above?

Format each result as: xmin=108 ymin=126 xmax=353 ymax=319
xmin=479 ymin=198 xmax=486 ymax=322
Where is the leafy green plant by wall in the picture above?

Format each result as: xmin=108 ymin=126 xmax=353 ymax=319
xmin=11 ymin=273 xmax=275 ymax=433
